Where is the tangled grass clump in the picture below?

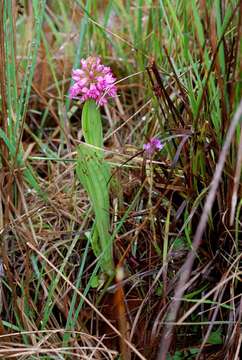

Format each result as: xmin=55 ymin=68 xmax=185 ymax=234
xmin=0 ymin=1 xmax=241 ymax=359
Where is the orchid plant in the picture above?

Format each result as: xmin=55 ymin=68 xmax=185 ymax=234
xmin=70 ymin=57 xmax=117 ymax=276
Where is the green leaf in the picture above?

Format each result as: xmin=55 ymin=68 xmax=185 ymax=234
xmin=76 ymin=143 xmax=114 ymax=275
xmin=190 ymin=348 xmax=200 ymax=355
xmin=24 ymin=165 xmax=48 ymax=201
xmin=207 ymin=330 xmax=223 ymax=345
xmin=81 ymin=99 xmax=103 ymax=149
xmin=90 ymin=275 xmax=100 ymax=288
xmin=167 ymin=351 xmax=183 ymax=360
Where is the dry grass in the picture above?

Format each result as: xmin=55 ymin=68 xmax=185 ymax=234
xmin=0 ymin=1 xmax=241 ymax=359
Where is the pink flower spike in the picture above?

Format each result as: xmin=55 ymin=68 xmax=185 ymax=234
xmin=143 ymin=137 xmax=163 ymax=156
xmin=69 ymin=56 xmax=117 ymax=105
xmin=72 ymin=69 xmax=85 ymax=80
xmin=69 ymin=83 xmax=81 ymax=98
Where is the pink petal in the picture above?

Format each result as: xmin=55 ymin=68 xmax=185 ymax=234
xmin=81 ymin=87 xmax=89 ymax=94
xmin=77 ymin=78 xmax=88 ymax=87
xmin=69 ymin=83 xmax=81 ymax=98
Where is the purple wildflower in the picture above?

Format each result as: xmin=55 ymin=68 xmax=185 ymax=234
xmin=69 ymin=56 xmax=117 ymax=105
xmin=143 ymin=137 xmax=163 ymax=156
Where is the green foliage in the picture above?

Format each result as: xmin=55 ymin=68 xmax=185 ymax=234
xmin=81 ymin=100 xmax=103 ymax=148
xmin=1 ymin=0 xmax=47 ymax=199
xmin=76 ymin=143 xmax=114 ymax=275
xmin=207 ymin=330 xmax=223 ymax=345
xmin=76 ymin=100 xmax=114 ymax=275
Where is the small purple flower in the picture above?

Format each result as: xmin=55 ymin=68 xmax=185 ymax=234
xmin=69 ymin=56 xmax=117 ymax=105
xmin=143 ymin=137 xmax=163 ymax=156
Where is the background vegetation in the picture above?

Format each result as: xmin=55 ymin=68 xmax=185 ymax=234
xmin=0 ymin=0 xmax=241 ymax=359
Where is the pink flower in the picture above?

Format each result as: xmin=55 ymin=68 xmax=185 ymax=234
xmin=69 ymin=57 xmax=117 ymax=105
xmin=143 ymin=137 xmax=163 ymax=156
